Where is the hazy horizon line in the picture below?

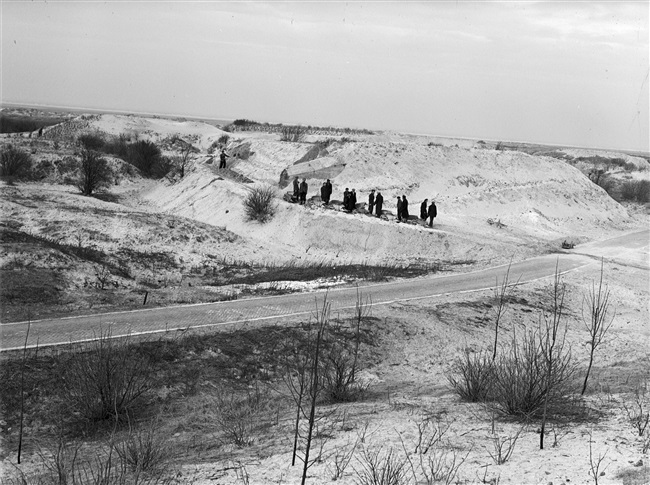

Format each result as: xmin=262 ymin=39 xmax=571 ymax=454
xmin=2 ymin=101 xmax=648 ymax=156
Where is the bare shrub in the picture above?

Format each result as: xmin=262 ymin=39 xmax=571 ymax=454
xmin=11 ymin=436 xmax=173 ymax=485
xmin=322 ymin=348 xmax=368 ymax=402
xmin=353 ymin=447 xmax=409 ymax=485
xmin=115 ymin=419 xmax=171 ymax=475
xmin=447 ymin=350 xmax=495 ymax=402
xmin=243 ymin=185 xmax=277 ymax=223
xmin=327 ymin=437 xmax=359 ymax=481
xmin=490 ymin=328 xmax=576 ymax=419
xmin=411 ymin=417 xmax=452 ymax=455
xmin=62 ymin=333 xmax=153 ymax=422
xmin=418 ymin=448 xmax=469 ymax=485
xmin=622 ymin=381 xmax=649 ymax=437
xmin=399 ymin=417 xmax=468 ymax=485
xmin=1 ymin=144 xmax=33 ymax=178
xmin=487 ymin=428 xmax=523 ymax=465
xmin=77 ymin=149 xmax=112 ymax=196
xmin=321 ymin=290 xmax=369 ymax=402
xmin=213 ymin=384 xmax=273 ymax=447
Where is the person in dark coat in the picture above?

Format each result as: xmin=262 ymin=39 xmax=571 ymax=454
xmin=343 ymin=188 xmax=350 ymax=211
xmin=428 ymin=201 xmax=437 ymax=227
xmin=420 ymin=199 xmax=428 ymax=220
xmin=368 ymin=190 xmax=375 ymax=214
xmin=324 ymin=179 xmax=332 ymax=204
xmin=320 ymin=182 xmax=328 ymax=203
xmin=401 ymin=195 xmax=409 ymax=220
xmin=293 ymin=177 xmax=300 ymax=200
xmin=350 ymin=189 xmax=357 ymax=211
xmin=219 ymin=149 xmax=230 ymax=169
xmin=299 ymin=178 xmax=308 ymax=205
xmin=396 ymin=196 xmax=403 ymax=221
xmin=375 ymin=192 xmax=383 ymax=217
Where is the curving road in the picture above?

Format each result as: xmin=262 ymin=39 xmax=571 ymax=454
xmin=1 ymin=230 xmax=647 ymax=352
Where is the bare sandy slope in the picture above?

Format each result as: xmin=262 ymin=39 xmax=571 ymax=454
xmin=138 ymin=127 xmax=639 ymax=267
xmin=177 ymin=246 xmax=649 ymax=485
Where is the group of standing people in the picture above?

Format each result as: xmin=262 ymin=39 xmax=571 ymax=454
xmin=320 ymin=180 xmax=333 ymax=205
xmin=342 ymin=188 xmax=358 ymax=211
xmin=420 ymin=198 xmax=438 ymax=227
xmin=291 ymin=176 xmax=437 ymax=226
xmin=292 ymin=176 xmax=310 ymax=205
xmin=396 ymin=195 xmax=410 ymax=221
xmin=368 ymin=190 xmax=384 ymax=218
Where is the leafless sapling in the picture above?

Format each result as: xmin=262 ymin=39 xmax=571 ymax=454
xmin=300 ymin=296 xmax=330 ymax=485
xmin=491 ymin=262 xmax=519 ymax=361
xmin=17 ymin=318 xmax=31 ymax=464
xmin=581 ymin=259 xmax=615 ymax=395
xmin=539 ymin=262 xmax=571 ymax=450
xmin=588 ymin=431 xmax=609 ymax=485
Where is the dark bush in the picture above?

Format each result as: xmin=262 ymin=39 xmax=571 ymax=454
xmin=127 ymin=140 xmax=162 ymax=177
xmin=1 ymin=144 xmax=33 ymax=178
xmin=77 ymin=133 xmax=105 ymax=151
xmin=62 ymin=334 xmax=153 ymax=422
xmin=321 ymin=342 xmax=367 ymax=402
xmin=447 ymin=350 xmax=495 ymax=402
xmin=77 ymin=149 xmax=112 ymax=196
xmin=102 ymin=134 xmax=131 ymax=159
xmin=595 ymin=173 xmax=617 ymax=198
xmin=489 ymin=329 xmax=576 ymax=418
xmin=620 ymin=180 xmax=650 ymax=203
xmin=243 ymin=186 xmax=277 ymax=223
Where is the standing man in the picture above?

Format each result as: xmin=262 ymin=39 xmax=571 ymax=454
xmin=293 ymin=176 xmax=300 ymax=201
xmin=219 ymin=149 xmax=230 ymax=169
xmin=343 ymin=188 xmax=351 ymax=211
xmin=299 ymin=178 xmax=308 ymax=205
xmin=350 ymin=189 xmax=357 ymax=211
xmin=324 ymin=179 xmax=333 ymax=205
xmin=320 ymin=182 xmax=328 ymax=204
xmin=428 ymin=201 xmax=437 ymax=227
xmin=375 ymin=191 xmax=384 ymax=217
xmin=368 ymin=190 xmax=376 ymax=214
xmin=396 ymin=196 xmax=403 ymax=221
xmin=402 ymin=195 xmax=409 ymax=220
xmin=420 ymin=199 xmax=428 ymax=220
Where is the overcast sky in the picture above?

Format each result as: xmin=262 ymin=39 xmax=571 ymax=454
xmin=2 ymin=1 xmax=648 ymax=151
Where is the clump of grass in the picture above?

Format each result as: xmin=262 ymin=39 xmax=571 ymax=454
xmin=115 ymin=419 xmax=171 ymax=475
xmin=243 ymin=185 xmax=277 ymax=223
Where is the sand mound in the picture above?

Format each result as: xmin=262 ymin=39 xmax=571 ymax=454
xmin=142 ymin=133 xmax=637 ymax=265
xmin=44 ymin=114 xmax=231 ymax=152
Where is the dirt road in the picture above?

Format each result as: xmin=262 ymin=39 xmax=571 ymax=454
xmin=2 ymin=230 xmax=647 ymax=352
